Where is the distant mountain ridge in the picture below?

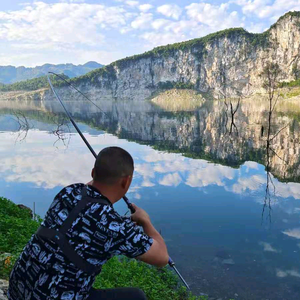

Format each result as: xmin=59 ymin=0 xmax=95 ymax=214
xmin=0 ymin=61 xmax=104 ymax=84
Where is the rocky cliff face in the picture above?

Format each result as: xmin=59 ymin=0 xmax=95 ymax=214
xmin=2 ymin=12 xmax=300 ymax=103
xmin=45 ymin=11 xmax=300 ymax=102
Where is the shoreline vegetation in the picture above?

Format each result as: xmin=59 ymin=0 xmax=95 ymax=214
xmin=0 ymin=196 xmax=207 ymax=300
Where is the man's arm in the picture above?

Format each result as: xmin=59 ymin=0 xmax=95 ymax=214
xmin=130 ymin=204 xmax=169 ymax=268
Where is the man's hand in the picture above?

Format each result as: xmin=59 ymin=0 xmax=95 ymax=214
xmin=130 ymin=203 xmax=151 ymax=226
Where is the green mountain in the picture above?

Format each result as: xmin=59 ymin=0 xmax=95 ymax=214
xmin=0 ymin=61 xmax=103 ymax=84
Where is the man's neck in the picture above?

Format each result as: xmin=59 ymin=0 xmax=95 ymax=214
xmin=86 ymin=180 xmax=119 ymax=204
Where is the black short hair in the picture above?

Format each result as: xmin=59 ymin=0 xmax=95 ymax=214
xmin=93 ymin=147 xmax=134 ymax=185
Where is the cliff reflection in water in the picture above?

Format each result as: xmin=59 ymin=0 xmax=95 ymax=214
xmin=1 ymin=96 xmax=300 ymax=299
xmin=1 ymin=96 xmax=299 ymax=185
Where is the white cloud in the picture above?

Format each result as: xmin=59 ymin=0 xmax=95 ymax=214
xmin=144 ymin=152 xmax=179 ymax=163
xmin=151 ymin=19 xmax=171 ymax=30
xmin=141 ymin=178 xmax=155 ymax=187
xmin=159 ymin=172 xmax=182 ymax=186
xmin=0 ymin=1 xmax=148 ymax=65
xmin=135 ymin=163 xmax=155 ymax=178
xmin=131 ymin=13 xmax=153 ymax=29
xmin=141 ymin=2 xmax=245 ymax=48
xmin=232 ymin=0 xmax=300 ymax=19
xmin=186 ymin=164 xmax=235 ymax=188
xmin=231 ymin=175 xmax=265 ymax=194
xmin=139 ymin=4 xmax=153 ymax=12
xmin=282 ymin=228 xmax=300 ymax=240
xmin=276 ymin=269 xmax=300 ymax=278
xmin=126 ymin=1 xmax=139 ymax=7
xmin=134 ymin=193 xmax=141 ymax=199
xmin=244 ymin=161 xmax=260 ymax=170
xmin=0 ymin=2 xmax=129 ymax=50
xmin=141 ymin=32 xmax=178 ymax=47
xmin=186 ymin=2 xmax=243 ymax=29
xmin=259 ymin=242 xmax=280 ymax=253
xmin=0 ymin=0 xmax=297 ymax=67
xmin=157 ymin=4 xmax=182 ymax=20
xmin=0 ymin=130 xmax=131 ymax=189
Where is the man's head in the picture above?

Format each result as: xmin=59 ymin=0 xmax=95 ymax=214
xmin=91 ymin=147 xmax=134 ymax=201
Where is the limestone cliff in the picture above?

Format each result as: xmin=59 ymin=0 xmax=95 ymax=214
xmin=51 ymin=11 xmax=300 ymax=102
xmin=2 ymin=12 xmax=300 ymax=103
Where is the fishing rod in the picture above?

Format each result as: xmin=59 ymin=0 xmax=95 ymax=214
xmin=47 ymin=73 xmax=134 ymax=212
xmin=47 ymin=72 xmax=190 ymax=290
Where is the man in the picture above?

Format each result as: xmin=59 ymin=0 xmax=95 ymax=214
xmin=8 ymin=147 xmax=169 ymax=300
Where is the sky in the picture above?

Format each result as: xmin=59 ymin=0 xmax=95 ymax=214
xmin=0 ymin=0 xmax=299 ymax=67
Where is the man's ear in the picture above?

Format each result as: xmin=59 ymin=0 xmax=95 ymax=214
xmin=91 ymin=168 xmax=95 ymax=179
xmin=121 ymin=175 xmax=132 ymax=190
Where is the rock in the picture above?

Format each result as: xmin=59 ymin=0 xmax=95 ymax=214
xmin=222 ymin=258 xmax=235 ymax=265
xmin=0 ymin=279 xmax=9 ymax=300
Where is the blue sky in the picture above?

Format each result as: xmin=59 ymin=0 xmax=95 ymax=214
xmin=0 ymin=0 xmax=299 ymax=67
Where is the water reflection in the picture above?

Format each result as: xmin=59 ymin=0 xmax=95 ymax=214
xmin=0 ymin=98 xmax=300 ymax=299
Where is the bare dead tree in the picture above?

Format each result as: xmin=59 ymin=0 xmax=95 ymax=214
xmin=218 ymin=61 xmax=248 ymax=137
xmin=260 ymin=62 xmax=289 ymax=223
xmin=11 ymin=111 xmax=32 ymax=143
xmin=51 ymin=117 xmax=71 ymax=150
xmin=219 ymin=61 xmax=230 ymax=133
xmin=229 ymin=98 xmax=240 ymax=135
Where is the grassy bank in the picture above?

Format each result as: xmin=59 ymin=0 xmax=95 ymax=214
xmin=0 ymin=197 xmax=204 ymax=300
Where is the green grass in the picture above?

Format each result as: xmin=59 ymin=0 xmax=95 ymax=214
xmin=0 ymin=197 xmax=42 ymax=278
xmin=280 ymin=79 xmax=300 ymax=88
xmin=95 ymin=257 xmax=202 ymax=300
xmin=0 ymin=197 xmax=204 ymax=299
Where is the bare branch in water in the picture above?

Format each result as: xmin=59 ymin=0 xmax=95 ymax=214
xmin=11 ymin=111 xmax=32 ymax=143
xmin=269 ymin=147 xmax=288 ymax=164
xmin=260 ymin=62 xmax=284 ymax=224
xmin=229 ymin=98 xmax=240 ymax=136
xmin=269 ymin=123 xmax=289 ymax=142
xmin=51 ymin=117 xmax=71 ymax=150
xmin=218 ymin=61 xmax=252 ymax=137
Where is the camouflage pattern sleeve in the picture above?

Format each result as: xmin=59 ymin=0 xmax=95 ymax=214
xmin=104 ymin=211 xmax=154 ymax=258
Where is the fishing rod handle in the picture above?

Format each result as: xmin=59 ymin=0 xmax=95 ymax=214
xmin=123 ymin=196 xmax=135 ymax=213
xmin=168 ymin=257 xmax=175 ymax=267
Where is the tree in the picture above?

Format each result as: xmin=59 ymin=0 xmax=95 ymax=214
xmin=260 ymin=62 xmax=288 ymax=222
xmin=292 ymin=63 xmax=300 ymax=80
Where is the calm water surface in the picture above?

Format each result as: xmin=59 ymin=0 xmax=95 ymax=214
xmin=0 ymin=98 xmax=300 ymax=300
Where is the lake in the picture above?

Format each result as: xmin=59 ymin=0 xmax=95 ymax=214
xmin=0 ymin=95 xmax=300 ymax=300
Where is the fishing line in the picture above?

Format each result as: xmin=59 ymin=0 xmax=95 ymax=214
xmin=47 ymin=72 xmax=190 ymax=290
xmin=48 ymin=72 xmax=108 ymax=117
